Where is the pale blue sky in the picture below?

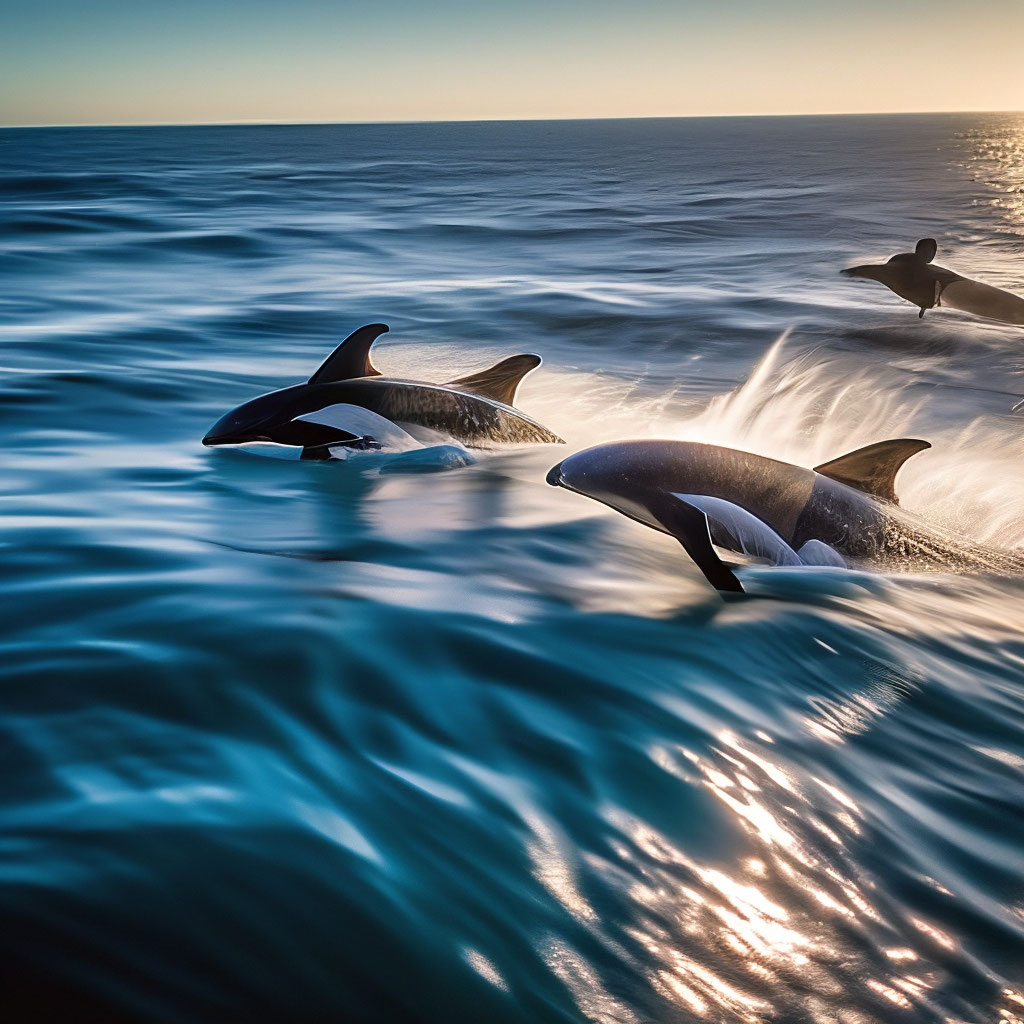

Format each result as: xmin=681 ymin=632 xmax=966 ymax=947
xmin=3 ymin=0 xmax=1023 ymax=125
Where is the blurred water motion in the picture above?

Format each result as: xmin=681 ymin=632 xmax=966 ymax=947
xmin=1 ymin=115 xmax=1023 ymax=1022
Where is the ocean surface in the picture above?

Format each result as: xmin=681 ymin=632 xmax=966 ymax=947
xmin=2 ymin=115 xmax=1023 ymax=1023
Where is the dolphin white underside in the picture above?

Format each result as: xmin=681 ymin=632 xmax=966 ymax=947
xmin=297 ymin=404 xmax=475 ymax=469
xmin=296 ymin=404 xmax=425 ymax=451
xmin=674 ymin=493 xmax=846 ymax=569
xmin=227 ymin=403 xmax=474 ymax=470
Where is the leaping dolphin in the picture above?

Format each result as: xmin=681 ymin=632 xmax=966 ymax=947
xmin=546 ymin=438 xmax=1023 ymax=593
xmin=842 ymin=238 xmax=1024 ymax=324
xmin=203 ymin=323 xmax=564 ymax=454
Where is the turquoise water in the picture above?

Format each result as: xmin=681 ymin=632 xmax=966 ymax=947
xmin=2 ymin=116 xmax=1023 ymax=1022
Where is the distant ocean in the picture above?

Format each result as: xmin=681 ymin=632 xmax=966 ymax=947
xmin=2 ymin=115 xmax=1023 ymax=1022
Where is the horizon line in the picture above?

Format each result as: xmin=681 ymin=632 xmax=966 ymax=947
xmin=3 ymin=107 xmax=1023 ymax=130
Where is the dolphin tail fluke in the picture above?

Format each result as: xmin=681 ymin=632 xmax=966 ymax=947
xmin=308 ymin=323 xmax=389 ymax=384
xmin=446 ymin=354 xmax=542 ymax=406
xmin=646 ymin=493 xmax=745 ymax=594
xmin=813 ymin=438 xmax=931 ymax=505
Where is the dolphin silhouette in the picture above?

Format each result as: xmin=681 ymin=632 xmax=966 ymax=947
xmin=546 ymin=438 xmax=1022 ymax=593
xmin=842 ymin=238 xmax=1024 ymax=324
xmin=204 ymin=323 xmax=564 ymax=454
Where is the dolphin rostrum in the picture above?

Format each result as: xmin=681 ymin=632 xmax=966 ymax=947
xmin=546 ymin=438 xmax=1022 ymax=593
xmin=842 ymin=238 xmax=1024 ymax=324
xmin=203 ymin=323 xmax=564 ymax=454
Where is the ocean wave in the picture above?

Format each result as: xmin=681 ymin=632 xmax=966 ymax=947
xmin=1 ymin=115 xmax=1023 ymax=1022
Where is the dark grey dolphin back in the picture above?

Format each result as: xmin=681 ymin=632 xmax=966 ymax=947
xmin=657 ymin=444 xmax=816 ymax=542
xmin=304 ymin=336 xmax=562 ymax=445
xmin=313 ymin=378 xmax=564 ymax=446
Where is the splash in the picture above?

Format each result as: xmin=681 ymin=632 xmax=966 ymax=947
xmin=681 ymin=334 xmax=1024 ymax=549
xmin=530 ymin=329 xmax=1024 ymax=550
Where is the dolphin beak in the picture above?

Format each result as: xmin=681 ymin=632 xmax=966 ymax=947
xmin=203 ymin=408 xmax=272 ymax=445
xmin=545 ymin=462 xmax=564 ymax=487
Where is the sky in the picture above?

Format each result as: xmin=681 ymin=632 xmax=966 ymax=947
xmin=3 ymin=0 xmax=1023 ymax=126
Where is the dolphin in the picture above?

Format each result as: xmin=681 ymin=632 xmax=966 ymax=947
xmin=546 ymin=438 xmax=1023 ymax=593
xmin=233 ymin=403 xmax=476 ymax=470
xmin=203 ymin=323 xmax=564 ymax=454
xmin=842 ymin=238 xmax=1024 ymax=324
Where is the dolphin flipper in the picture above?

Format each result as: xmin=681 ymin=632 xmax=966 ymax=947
xmin=646 ymin=492 xmax=744 ymax=593
xmin=445 ymin=354 xmax=542 ymax=406
xmin=308 ymin=324 xmax=389 ymax=384
xmin=295 ymin=404 xmax=422 ymax=450
xmin=674 ymin=493 xmax=806 ymax=567
xmin=796 ymin=539 xmax=846 ymax=567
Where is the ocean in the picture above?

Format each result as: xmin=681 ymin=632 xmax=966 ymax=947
xmin=1 ymin=115 xmax=1023 ymax=1022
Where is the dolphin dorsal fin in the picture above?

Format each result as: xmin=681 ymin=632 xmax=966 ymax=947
xmin=308 ymin=323 xmax=389 ymax=384
xmin=813 ymin=438 xmax=931 ymax=505
xmin=915 ymin=238 xmax=937 ymax=263
xmin=445 ymin=354 xmax=541 ymax=406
